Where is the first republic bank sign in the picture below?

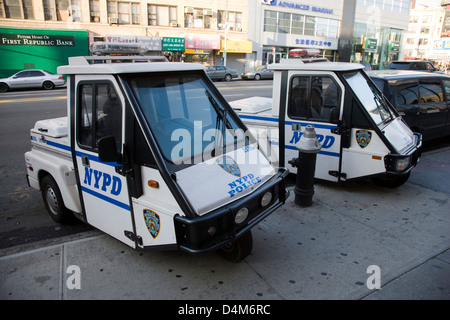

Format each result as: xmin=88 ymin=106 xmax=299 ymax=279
xmin=261 ymin=0 xmax=334 ymax=15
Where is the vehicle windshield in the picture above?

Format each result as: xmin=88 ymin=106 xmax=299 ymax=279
xmin=255 ymin=66 xmax=265 ymax=71
xmin=126 ymin=72 xmax=249 ymax=165
xmin=343 ymin=70 xmax=394 ymax=126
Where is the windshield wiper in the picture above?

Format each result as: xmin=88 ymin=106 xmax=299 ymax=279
xmin=370 ymin=86 xmax=392 ymax=123
xmin=206 ymin=91 xmax=236 ymax=154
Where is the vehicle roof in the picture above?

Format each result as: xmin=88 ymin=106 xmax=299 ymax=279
xmin=268 ymin=58 xmax=364 ymax=72
xmin=368 ymin=70 xmax=449 ymax=80
xmin=389 ymin=60 xmax=432 ymax=64
xmin=58 ymin=56 xmax=205 ymax=75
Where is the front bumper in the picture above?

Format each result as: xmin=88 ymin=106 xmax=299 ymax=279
xmin=174 ymin=168 xmax=289 ymax=254
xmin=385 ymin=133 xmax=422 ymax=175
xmin=241 ymin=74 xmax=255 ymax=80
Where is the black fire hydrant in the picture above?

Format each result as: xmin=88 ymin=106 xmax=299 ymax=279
xmin=288 ymin=125 xmax=322 ymax=207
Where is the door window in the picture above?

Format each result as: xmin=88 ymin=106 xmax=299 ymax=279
xmin=78 ymin=82 xmax=122 ymax=153
xmin=289 ymin=75 xmax=340 ymax=121
xmin=395 ymin=81 xmax=419 ymax=106
xmin=442 ymin=79 xmax=450 ymax=101
xmin=418 ymin=79 xmax=444 ymax=103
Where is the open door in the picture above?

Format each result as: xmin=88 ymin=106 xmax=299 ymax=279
xmin=284 ymin=72 xmax=345 ymax=182
xmin=72 ymin=75 xmax=135 ymax=248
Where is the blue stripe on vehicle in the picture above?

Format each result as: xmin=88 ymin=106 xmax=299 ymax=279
xmin=81 ymin=186 xmax=130 ymax=211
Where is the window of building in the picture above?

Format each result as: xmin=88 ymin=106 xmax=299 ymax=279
xmin=217 ymin=10 xmax=242 ymax=31
xmin=148 ymin=4 xmax=176 ymax=26
xmin=359 ymin=0 xmax=410 ymax=13
xmin=43 ymin=0 xmax=80 ymax=21
xmin=418 ymin=38 xmax=428 ymax=46
xmin=291 ymin=14 xmax=304 ymax=35
xmin=277 ymin=12 xmax=291 ymax=34
xmin=263 ymin=10 xmax=338 ymax=38
xmin=107 ymin=1 xmax=140 ymax=25
xmin=89 ymin=0 xmax=99 ymax=22
xmin=263 ymin=10 xmax=277 ymax=32
xmin=1 ymin=0 xmax=34 ymax=19
xmin=185 ymin=7 xmax=212 ymax=29
xmin=422 ymin=15 xmax=432 ymax=23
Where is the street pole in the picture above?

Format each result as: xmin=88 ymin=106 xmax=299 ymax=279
xmin=224 ymin=0 xmax=228 ymax=66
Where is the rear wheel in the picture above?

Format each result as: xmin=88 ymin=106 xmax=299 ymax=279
xmin=216 ymin=230 xmax=253 ymax=262
xmin=41 ymin=175 xmax=73 ymax=223
xmin=43 ymin=81 xmax=55 ymax=90
xmin=0 ymin=82 xmax=9 ymax=93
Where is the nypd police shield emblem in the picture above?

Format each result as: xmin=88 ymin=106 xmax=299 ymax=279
xmin=143 ymin=209 xmax=160 ymax=239
xmin=356 ymin=130 xmax=372 ymax=149
xmin=216 ymin=155 xmax=241 ymax=177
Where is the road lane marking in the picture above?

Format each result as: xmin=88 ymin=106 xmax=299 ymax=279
xmin=0 ymin=96 xmax=67 ymax=103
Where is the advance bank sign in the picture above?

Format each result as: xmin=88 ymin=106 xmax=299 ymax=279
xmin=261 ymin=0 xmax=334 ymax=15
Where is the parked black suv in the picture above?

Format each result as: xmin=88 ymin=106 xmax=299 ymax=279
xmin=386 ymin=60 xmax=439 ymax=72
xmin=369 ymin=70 xmax=450 ymax=142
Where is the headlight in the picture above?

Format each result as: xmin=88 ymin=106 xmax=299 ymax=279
xmin=396 ymin=156 xmax=411 ymax=171
xmin=261 ymin=191 xmax=273 ymax=207
xmin=235 ymin=207 xmax=249 ymax=224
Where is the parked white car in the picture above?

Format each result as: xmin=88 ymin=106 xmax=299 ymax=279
xmin=0 ymin=69 xmax=65 ymax=92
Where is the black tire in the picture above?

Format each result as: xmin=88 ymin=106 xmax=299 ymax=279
xmin=224 ymin=74 xmax=232 ymax=81
xmin=0 ymin=82 xmax=9 ymax=93
xmin=40 ymin=175 xmax=73 ymax=223
xmin=216 ymin=230 xmax=253 ymax=262
xmin=254 ymin=74 xmax=261 ymax=81
xmin=372 ymin=172 xmax=411 ymax=188
xmin=43 ymin=81 xmax=55 ymax=90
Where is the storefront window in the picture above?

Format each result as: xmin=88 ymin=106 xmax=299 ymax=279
xmin=352 ymin=22 xmax=404 ymax=70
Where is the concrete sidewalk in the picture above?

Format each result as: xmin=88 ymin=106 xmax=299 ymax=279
xmin=1 ymin=175 xmax=449 ymax=300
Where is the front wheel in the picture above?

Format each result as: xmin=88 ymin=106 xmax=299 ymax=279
xmin=372 ymin=172 xmax=411 ymax=188
xmin=41 ymin=175 xmax=73 ymax=223
xmin=224 ymin=74 xmax=232 ymax=81
xmin=216 ymin=230 xmax=253 ymax=262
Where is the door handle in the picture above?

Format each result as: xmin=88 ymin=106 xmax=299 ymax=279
xmin=81 ymin=155 xmax=90 ymax=167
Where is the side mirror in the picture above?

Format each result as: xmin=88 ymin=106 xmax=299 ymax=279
xmin=329 ymin=108 xmax=340 ymax=124
xmin=98 ymin=136 xmax=121 ymax=163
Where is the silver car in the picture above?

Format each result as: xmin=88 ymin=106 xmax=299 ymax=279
xmin=241 ymin=65 xmax=273 ymax=80
xmin=0 ymin=69 xmax=65 ymax=92
xmin=206 ymin=65 xmax=239 ymax=81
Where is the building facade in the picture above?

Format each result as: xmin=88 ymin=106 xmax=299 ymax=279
xmin=404 ymin=5 xmax=445 ymax=62
xmin=0 ymin=0 xmax=413 ymax=76
xmin=0 ymin=0 xmax=252 ymax=75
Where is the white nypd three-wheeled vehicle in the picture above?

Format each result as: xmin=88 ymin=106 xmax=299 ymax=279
xmin=25 ymin=56 xmax=289 ymax=262
xmin=231 ymin=58 xmax=422 ymax=188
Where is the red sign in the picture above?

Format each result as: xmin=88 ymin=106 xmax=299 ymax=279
xmin=185 ymin=33 xmax=220 ymax=49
